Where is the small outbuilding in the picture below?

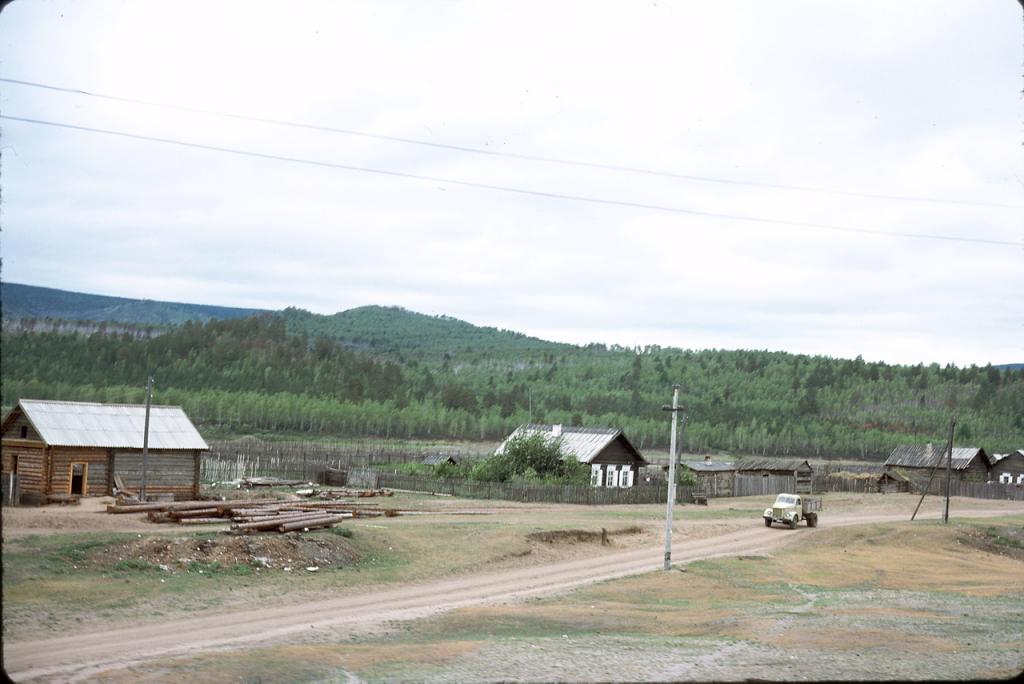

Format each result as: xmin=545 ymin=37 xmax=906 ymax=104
xmin=990 ymin=450 xmax=1024 ymax=485
xmin=680 ymin=457 xmax=736 ymax=497
xmin=421 ymin=453 xmax=458 ymax=466
xmin=877 ymin=469 xmax=912 ymax=494
xmin=883 ymin=444 xmax=990 ymax=490
xmin=1 ymin=399 xmax=209 ymax=501
xmin=496 ymin=424 xmax=647 ymax=488
xmin=735 ymin=458 xmax=814 ymax=493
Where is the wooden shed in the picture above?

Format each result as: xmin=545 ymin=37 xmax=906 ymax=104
xmin=496 ymin=424 xmax=647 ymax=488
xmin=990 ymin=450 xmax=1024 ymax=485
xmin=883 ymin=444 xmax=990 ymax=491
xmin=877 ymin=469 xmax=912 ymax=494
xmin=680 ymin=457 xmax=736 ymax=497
xmin=735 ymin=458 xmax=814 ymax=494
xmin=1 ymin=399 xmax=208 ymax=501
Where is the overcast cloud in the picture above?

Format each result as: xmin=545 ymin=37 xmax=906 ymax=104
xmin=1 ymin=1 xmax=1021 ymax=366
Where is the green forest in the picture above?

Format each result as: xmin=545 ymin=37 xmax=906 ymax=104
xmin=4 ymin=307 xmax=1023 ymax=460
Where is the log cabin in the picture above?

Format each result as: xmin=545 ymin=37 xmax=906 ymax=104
xmin=883 ymin=443 xmax=991 ymax=491
xmin=1 ymin=399 xmax=208 ymax=501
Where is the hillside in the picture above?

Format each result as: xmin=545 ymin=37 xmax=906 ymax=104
xmin=4 ymin=313 xmax=1023 ymax=458
xmin=278 ymin=305 xmax=572 ymax=360
xmin=1 ymin=282 xmax=266 ymax=325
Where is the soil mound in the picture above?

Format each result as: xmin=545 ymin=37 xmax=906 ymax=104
xmin=527 ymin=526 xmax=645 ymax=545
xmin=956 ymin=525 xmax=1024 ymax=562
xmin=93 ymin=532 xmax=360 ymax=572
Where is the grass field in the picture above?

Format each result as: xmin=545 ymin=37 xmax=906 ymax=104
xmin=4 ymin=493 xmax=1023 ymax=681
xmin=62 ymin=516 xmax=1024 ymax=682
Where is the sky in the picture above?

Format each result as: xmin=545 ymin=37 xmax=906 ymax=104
xmin=1 ymin=1 xmax=1021 ymax=367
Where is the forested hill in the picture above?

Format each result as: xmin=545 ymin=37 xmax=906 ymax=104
xmin=3 ymin=314 xmax=1023 ymax=459
xmin=278 ymin=306 xmax=572 ymax=360
xmin=2 ymin=283 xmax=267 ymax=325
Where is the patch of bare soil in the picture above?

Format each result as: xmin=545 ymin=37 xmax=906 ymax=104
xmin=526 ymin=525 xmax=645 ymax=545
xmin=956 ymin=524 xmax=1024 ymax=561
xmin=94 ymin=533 xmax=360 ymax=572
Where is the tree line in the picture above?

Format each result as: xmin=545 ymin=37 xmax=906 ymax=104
xmin=3 ymin=314 xmax=1022 ymax=458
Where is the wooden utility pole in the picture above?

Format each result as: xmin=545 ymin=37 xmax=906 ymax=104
xmin=139 ymin=376 xmax=154 ymax=502
xmin=910 ymin=416 xmax=956 ymax=522
xmin=662 ymin=385 xmax=684 ymax=570
xmin=943 ymin=416 xmax=957 ymax=524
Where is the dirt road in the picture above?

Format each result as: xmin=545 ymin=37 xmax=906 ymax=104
xmin=4 ymin=505 xmax=1020 ymax=682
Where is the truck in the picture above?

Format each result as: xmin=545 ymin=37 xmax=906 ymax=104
xmin=763 ymin=493 xmax=820 ymax=529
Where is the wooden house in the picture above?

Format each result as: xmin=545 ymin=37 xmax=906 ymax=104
xmin=883 ymin=444 xmax=990 ymax=490
xmin=1 ymin=399 xmax=208 ymax=501
xmin=680 ymin=457 xmax=736 ymax=497
xmin=990 ymin=450 xmax=1024 ymax=485
xmin=496 ymin=424 xmax=647 ymax=488
xmin=735 ymin=458 xmax=814 ymax=493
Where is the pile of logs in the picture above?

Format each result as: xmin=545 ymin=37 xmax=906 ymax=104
xmin=106 ymin=496 xmax=398 ymax=534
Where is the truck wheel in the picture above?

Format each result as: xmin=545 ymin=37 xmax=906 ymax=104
xmin=788 ymin=517 xmax=798 ymax=530
xmin=764 ymin=517 xmax=772 ymax=527
xmin=807 ymin=513 xmax=818 ymax=528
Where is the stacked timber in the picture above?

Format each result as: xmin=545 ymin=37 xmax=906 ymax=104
xmin=107 ymin=496 xmax=402 ymax=534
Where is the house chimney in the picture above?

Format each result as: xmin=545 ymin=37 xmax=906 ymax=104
xmin=552 ymin=424 xmax=562 ymax=437
xmin=704 ymin=454 xmax=711 ymax=463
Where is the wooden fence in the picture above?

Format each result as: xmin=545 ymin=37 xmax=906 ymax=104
xmin=201 ymin=439 xmax=487 ymax=483
xmin=731 ymin=474 xmax=800 ymax=497
xmin=2 ymin=472 xmax=19 ymax=506
xmin=345 ymin=466 xmax=695 ymax=505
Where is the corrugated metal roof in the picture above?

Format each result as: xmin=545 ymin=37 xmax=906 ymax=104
xmin=11 ymin=399 xmax=208 ymax=450
xmin=422 ymin=453 xmax=457 ymax=466
xmin=495 ymin=424 xmax=645 ymax=464
xmin=735 ymin=458 xmax=813 ymax=472
xmin=681 ymin=460 xmax=736 ymax=472
xmin=884 ymin=444 xmax=987 ymax=470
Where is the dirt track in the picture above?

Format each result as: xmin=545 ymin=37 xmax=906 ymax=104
xmin=5 ymin=504 xmax=1020 ymax=682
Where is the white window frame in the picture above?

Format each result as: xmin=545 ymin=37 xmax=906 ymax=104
xmin=1000 ymin=472 xmax=1012 ymax=484
xmin=621 ymin=467 xmax=634 ymax=488
xmin=606 ymin=466 xmax=619 ymax=488
xmin=591 ymin=464 xmax=603 ymax=487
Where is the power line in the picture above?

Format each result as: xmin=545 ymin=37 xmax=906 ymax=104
xmin=2 ymin=76 xmax=1020 ymax=211
xmin=2 ymin=113 xmax=1019 ymax=249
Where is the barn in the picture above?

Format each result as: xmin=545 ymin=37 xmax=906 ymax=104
xmin=496 ymin=424 xmax=647 ymax=488
xmin=990 ymin=450 xmax=1024 ymax=485
xmin=1 ymin=399 xmax=208 ymax=502
xmin=680 ymin=457 xmax=736 ymax=497
xmin=883 ymin=444 xmax=991 ymax=491
xmin=735 ymin=458 xmax=814 ymax=494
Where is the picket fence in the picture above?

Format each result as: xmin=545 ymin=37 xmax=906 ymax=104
xmin=343 ymin=466 xmax=696 ymax=505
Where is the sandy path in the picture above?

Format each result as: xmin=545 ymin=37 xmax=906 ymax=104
xmin=4 ymin=504 xmax=1020 ymax=681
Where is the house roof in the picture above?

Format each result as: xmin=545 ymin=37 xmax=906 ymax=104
xmin=884 ymin=444 xmax=988 ymax=471
xmin=993 ymin=450 xmax=1024 ymax=464
xmin=3 ymin=399 xmax=209 ymax=450
xmin=735 ymin=458 xmax=813 ymax=472
xmin=495 ymin=424 xmax=646 ymax=465
xmin=422 ymin=453 xmax=457 ymax=466
xmin=681 ymin=460 xmax=736 ymax=472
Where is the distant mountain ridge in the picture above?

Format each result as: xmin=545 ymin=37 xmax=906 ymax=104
xmin=1 ymin=282 xmax=567 ymax=359
xmin=2 ymin=282 xmax=266 ymax=325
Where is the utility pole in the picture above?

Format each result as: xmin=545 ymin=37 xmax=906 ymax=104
xmin=943 ymin=416 xmax=957 ymax=524
xmin=139 ymin=376 xmax=154 ymax=502
xmin=662 ymin=385 xmax=684 ymax=570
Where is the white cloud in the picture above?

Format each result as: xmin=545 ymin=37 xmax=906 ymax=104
xmin=1 ymin=0 xmax=1021 ymax=367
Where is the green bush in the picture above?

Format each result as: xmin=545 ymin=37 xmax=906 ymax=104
xmin=467 ymin=433 xmax=590 ymax=485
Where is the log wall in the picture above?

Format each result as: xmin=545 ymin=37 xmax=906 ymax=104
xmin=112 ymin=450 xmax=200 ymax=499
xmin=0 ymin=442 xmax=46 ymax=494
xmin=50 ymin=447 xmax=110 ymax=496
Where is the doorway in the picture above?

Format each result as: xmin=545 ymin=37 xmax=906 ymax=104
xmin=69 ymin=462 xmax=88 ymax=495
